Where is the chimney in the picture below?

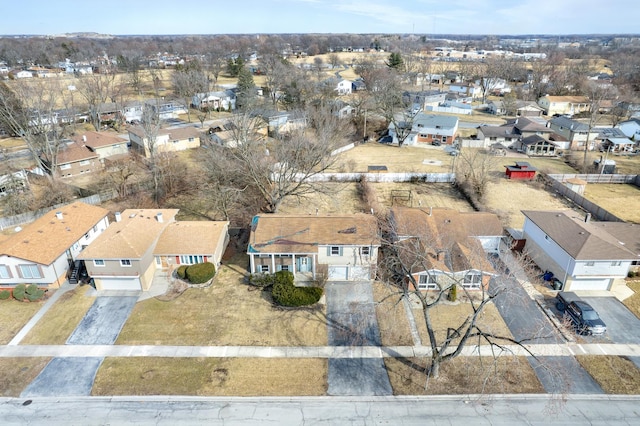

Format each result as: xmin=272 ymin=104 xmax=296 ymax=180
xmin=585 ymin=213 xmax=591 ymax=223
xmin=55 ymin=211 xmax=63 ymax=220
xmin=82 ymin=135 xmax=87 ymax=142
xmin=156 ymin=212 xmax=163 ymax=223
xmin=115 ymin=212 xmax=122 ymax=222
xmin=429 ymin=207 xmax=432 ymax=216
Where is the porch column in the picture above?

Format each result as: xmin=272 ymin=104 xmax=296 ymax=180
xmin=312 ymin=254 xmax=316 ymax=279
xmin=291 ymin=254 xmax=296 ymax=277
xmin=249 ymin=254 xmax=255 ymax=274
xmin=271 ymin=255 xmax=275 ymax=274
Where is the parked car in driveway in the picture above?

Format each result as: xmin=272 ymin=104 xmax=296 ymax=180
xmin=556 ymin=292 xmax=607 ymax=335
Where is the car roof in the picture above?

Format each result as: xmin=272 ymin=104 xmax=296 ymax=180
xmin=574 ymin=300 xmax=595 ymax=311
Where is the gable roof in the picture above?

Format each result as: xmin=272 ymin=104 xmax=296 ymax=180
xmin=71 ymin=131 xmax=127 ymax=149
xmin=390 ymin=207 xmax=501 ymax=274
xmin=541 ymin=95 xmax=590 ymax=104
xmin=0 ymin=202 xmax=109 ymax=265
xmin=522 ymin=210 xmax=637 ymax=260
xmin=78 ymin=209 xmax=179 ymax=260
xmin=57 ymin=142 xmax=99 ymax=165
xmin=413 ymin=113 xmax=458 ymax=130
xmin=248 ymin=214 xmax=379 ymax=254
xmin=550 ymin=116 xmax=589 ymax=132
xmin=154 ymin=221 xmax=229 ymax=256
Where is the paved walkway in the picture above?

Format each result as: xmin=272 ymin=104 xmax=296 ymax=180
xmin=2 ymin=343 xmax=639 ymax=358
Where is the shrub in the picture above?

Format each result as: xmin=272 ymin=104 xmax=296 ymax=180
xmin=185 ymin=262 xmax=216 ymax=284
xmin=271 ymin=271 xmax=323 ymax=307
xmin=25 ymin=284 xmax=45 ymax=302
xmin=0 ymin=290 xmax=11 ymax=300
xmin=176 ymin=265 xmax=188 ymax=279
xmin=447 ymin=284 xmax=457 ymax=302
xmin=249 ymin=273 xmax=277 ymax=289
xmin=12 ymin=283 xmax=26 ymax=301
xmin=628 ymin=271 xmax=637 ymax=278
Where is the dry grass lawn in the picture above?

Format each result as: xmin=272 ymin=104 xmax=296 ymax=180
xmin=373 ymin=282 xmax=414 ymax=346
xmin=622 ymin=280 xmax=640 ymax=319
xmin=582 ymin=184 xmax=640 ymax=223
xmin=576 ymin=356 xmax=640 ymax=394
xmin=92 ymin=357 xmax=327 ymax=396
xmin=116 ymin=255 xmax=327 ymax=346
xmin=332 ymin=143 xmax=454 ymax=173
xmin=385 ymin=356 xmax=544 ymax=395
xmin=0 ymin=299 xmax=43 ymax=344
xmin=412 ymin=300 xmax=514 ymax=347
xmin=0 ymin=358 xmax=51 ymax=397
xmin=20 ymin=286 xmax=96 ymax=345
xmin=483 ymin=179 xmax=576 ymax=228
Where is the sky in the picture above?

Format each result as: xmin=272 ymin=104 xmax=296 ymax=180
xmin=1 ymin=0 xmax=638 ymax=36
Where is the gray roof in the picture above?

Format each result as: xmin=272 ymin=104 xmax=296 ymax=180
xmin=595 ymin=127 xmax=627 ymax=139
xmin=522 ymin=210 xmax=638 ymax=261
xmin=550 ymin=116 xmax=589 ymax=132
xmin=413 ymin=113 xmax=458 ymax=129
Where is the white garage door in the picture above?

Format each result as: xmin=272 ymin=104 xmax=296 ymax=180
xmin=570 ymin=278 xmax=611 ymax=291
xmin=350 ymin=266 xmax=370 ymax=280
xmin=96 ymin=277 xmax=142 ymax=291
xmin=328 ymin=266 xmax=348 ymax=281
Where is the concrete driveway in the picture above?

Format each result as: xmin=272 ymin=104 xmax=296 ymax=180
xmin=67 ymin=296 xmax=139 ymax=345
xmin=325 ymin=281 xmax=392 ymax=396
xmin=21 ymin=358 xmax=103 ymax=397
xmin=21 ymin=296 xmax=139 ymax=397
xmin=581 ymin=297 xmax=640 ymax=344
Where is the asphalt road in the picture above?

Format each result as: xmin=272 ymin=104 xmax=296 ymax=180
xmin=2 ymin=395 xmax=640 ymax=425
xmin=325 ymin=281 xmax=392 ymax=396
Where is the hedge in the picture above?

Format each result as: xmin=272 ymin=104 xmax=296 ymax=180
xmin=176 ymin=265 xmax=188 ymax=279
xmin=12 ymin=283 xmax=26 ymax=301
xmin=271 ymin=271 xmax=323 ymax=307
xmin=185 ymin=262 xmax=216 ymax=284
xmin=26 ymin=284 xmax=46 ymax=302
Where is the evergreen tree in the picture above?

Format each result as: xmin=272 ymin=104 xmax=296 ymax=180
xmin=387 ymin=52 xmax=404 ymax=71
xmin=236 ymin=66 xmax=256 ymax=110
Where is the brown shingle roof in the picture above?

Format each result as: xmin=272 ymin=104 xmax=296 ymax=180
xmin=78 ymin=209 xmax=179 ymax=260
xmin=522 ymin=210 xmax=637 ymax=260
xmin=71 ymin=131 xmax=127 ymax=149
xmin=57 ymin=142 xmax=99 ymax=164
xmin=154 ymin=221 xmax=229 ymax=255
xmin=248 ymin=214 xmax=379 ymax=254
xmin=0 ymin=202 xmax=109 ymax=265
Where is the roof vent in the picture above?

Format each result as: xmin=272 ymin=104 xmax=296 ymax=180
xmin=115 ymin=212 xmax=122 ymax=222
xmin=156 ymin=212 xmax=163 ymax=223
xmin=56 ymin=211 xmax=63 ymax=220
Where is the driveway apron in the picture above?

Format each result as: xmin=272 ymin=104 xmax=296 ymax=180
xmin=325 ymin=281 xmax=392 ymax=396
xmin=20 ymin=296 xmax=139 ymax=397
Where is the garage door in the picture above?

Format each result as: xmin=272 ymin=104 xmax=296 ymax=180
xmin=95 ymin=277 xmax=142 ymax=291
xmin=350 ymin=266 xmax=370 ymax=280
xmin=328 ymin=266 xmax=348 ymax=281
xmin=570 ymin=278 xmax=611 ymax=291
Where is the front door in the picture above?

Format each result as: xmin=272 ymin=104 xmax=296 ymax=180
xmin=296 ymin=256 xmax=311 ymax=273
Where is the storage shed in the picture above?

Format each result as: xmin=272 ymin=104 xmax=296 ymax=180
xmin=505 ymin=162 xmax=537 ymax=180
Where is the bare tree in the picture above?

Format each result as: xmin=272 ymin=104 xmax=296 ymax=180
xmin=454 ymin=147 xmax=498 ymax=205
xmin=580 ymin=81 xmax=617 ymax=172
xmin=172 ymin=62 xmax=209 ymax=123
xmin=328 ymin=52 xmax=341 ymax=70
xmin=0 ymin=80 xmax=65 ymax=178
xmin=138 ymin=103 xmax=163 ymax=204
xmin=76 ymin=72 xmax=119 ymax=131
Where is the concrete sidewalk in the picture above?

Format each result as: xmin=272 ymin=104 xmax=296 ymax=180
xmin=2 ymin=343 xmax=640 ymax=358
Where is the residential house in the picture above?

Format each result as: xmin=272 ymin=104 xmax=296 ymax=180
xmin=55 ymin=142 xmax=101 ymax=178
xmin=122 ymin=101 xmax=143 ymax=123
xmin=389 ymin=113 xmax=458 ymax=146
xmin=13 ymin=70 xmax=33 ymax=79
xmin=145 ymin=99 xmax=188 ymax=120
xmin=475 ymin=117 xmax=557 ymax=149
xmin=0 ymin=202 xmax=110 ymax=288
xmin=448 ymin=82 xmax=482 ymax=99
xmin=79 ymin=209 xmax=229 ymax=291
xmin=514 ymin=135 xmax=558 ymax=156
xmin=548 ymin=116 xmax=599 ymax=151
xmin=404 ymin=90 xmax=447 ymax=112
xmin=247 ymin=214 xmax=380 ymax=281
xmin=335 ymin=79 xmax=353 ymax=95
xmin=0 ymin=170 xmax=28 ymax=196
xmin=389 ymin=207 xmax=503 ymax=291
xmin=128 ymin=126 xmax=201 ymax=157
xmin=71 ymin=131 xmax=129 ymax=161
xmin=487 ymin=100 xmax=544 ymax=117
xmin=617 ymin=118 xmax=640 ymax=141
xmin=192 ymin=90 xmax=236 ymax=111
xmin=522 ymin=210 xmax=640 ymax=291
xmin=97 ymin=103 xmax=121 ymax=125
xmin=537 ymin=95 xmax=590 ymax=117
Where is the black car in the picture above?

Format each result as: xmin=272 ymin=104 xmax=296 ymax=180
xmin=556 ymin=292 xmax=607 ymax=335
xmin=378 ymin=135 xmax=393 ymax=144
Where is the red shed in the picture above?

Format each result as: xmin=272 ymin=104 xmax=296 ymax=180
xmin=505 ymin=161 xmax=537 ymax=180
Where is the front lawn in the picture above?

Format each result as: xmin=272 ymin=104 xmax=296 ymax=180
xmin=0 ymin=297 xmax=43 ymax=344
xmin=92 ymin=357 xmax=327 ymax=396
xmin=622 ymin=279 xmax=640 ymax=319
xmin=116 ymin=254 xmax=327 ymax=346
xmin=0 ymin=358 xmax=51 ymax=396
xmin=576 ymin=355 xmax=640 ymax=394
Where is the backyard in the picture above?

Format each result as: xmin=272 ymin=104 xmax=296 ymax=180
xmin=582 ymin=183 xmax=640 ymax=223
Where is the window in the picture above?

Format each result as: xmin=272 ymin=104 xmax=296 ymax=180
xmin=418 ymin=274 xmax=438 ymax=290
xmin=93 ymin=225 xmax=98 ymax=233
xmin=463 ymin=273 xmax=482 ymax=289
xmin=60 ymin=164 xmax=71 ymax=170
xmin=330 ymin=246 xmax=341 ymax=256
xmin=362 ymin=247 xmax=370 ymax=256
xmin=94 ymin=259 xmax=105 ymax=267
xmin=260 ymin=265 xmax=269 ymax=273
xmin=79 ymin=160 xmax=90 ymax=166
xmin=611 ymin=261 xmax=622 ymax=267
xmin=585 ymin=261 xmax=595 ymax=267
xmin=0 ymin=265 xmax=11 ymax=279
xmin=278 ymin=265 xmax=290 ymax=272
xmin=84 ymin=232 xmax=90 ymax=239
xmin=120 ymin=259 xmax=132 ymax=267
xmin=19 ymin=265 xmax=42 ymax=279
xmin=179 ymin=255 xmax=204 ymax=265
